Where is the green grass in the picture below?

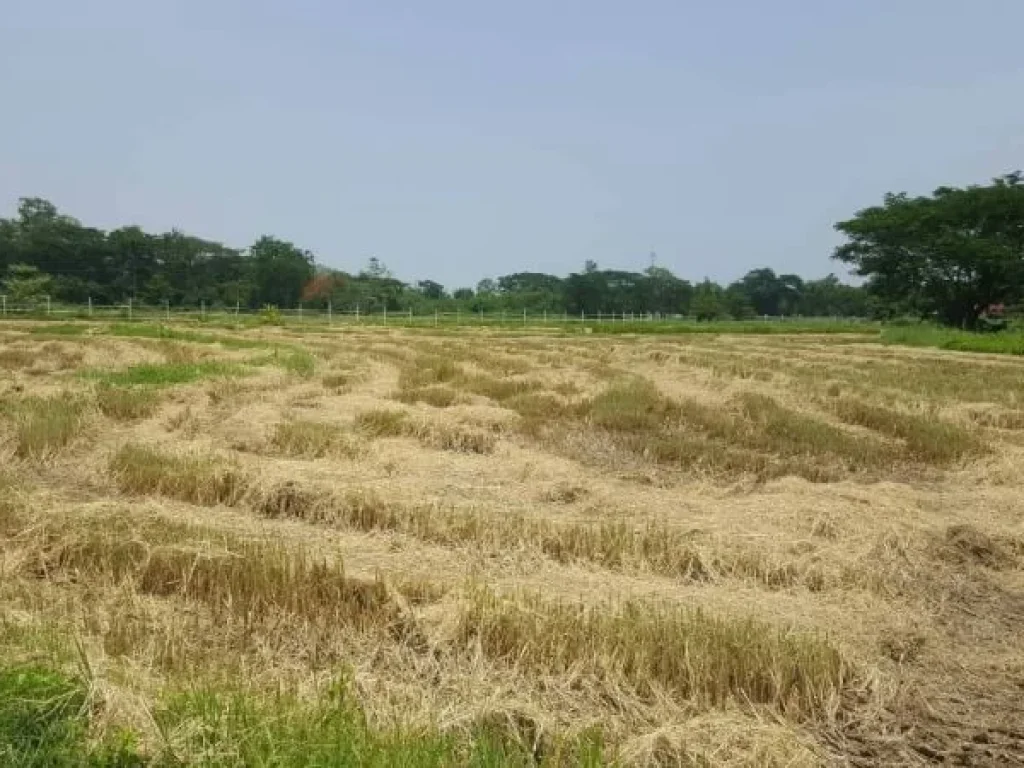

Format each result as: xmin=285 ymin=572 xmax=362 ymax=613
xmin=156 ymin=682 xmax=604 ymax=767
xmin=27 ymin=323 xmax=92 ymax=337
xmin=580 ymin=319 xmax=878 ymax=336
xmin=83 ymin=361 xmax=246 ymax=388
xmin=880 ymin=323 xmax=1024 ymax=355
xmin=0 ymin=662 xmax=604 ymax=767
xmin=0 ymin=664 xmax=142 ymax=767
xmin=277 ymin=348 xmax=316 ymax=376
xmin=105 ymin=323 xmax=269 ymax=350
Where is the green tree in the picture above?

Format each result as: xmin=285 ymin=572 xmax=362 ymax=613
xmin=416 ymin=280 xmax=447 ymax=300
xmin=691 ymin=279 xmax=726 ymax=321
xmin=834 ymin=173 xmax=1024 ymax=328
xmin=2 ymin=263 xmax=52 ymax=304
xmin=250 ymin=236 xmax=315 ymax=308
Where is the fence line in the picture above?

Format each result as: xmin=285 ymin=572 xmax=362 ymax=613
xmin=0 ymin=299 xmax=869 ymax=328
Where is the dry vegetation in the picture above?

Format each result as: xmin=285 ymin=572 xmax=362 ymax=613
xmin=0 ymin=321 xmax=1023 ymax=766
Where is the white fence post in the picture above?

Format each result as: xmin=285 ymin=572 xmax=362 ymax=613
xmin=128 ymin=297 xmax=133 ymax=321
xmin=200 ymin=300 xmax=205 ymax=320
xmin=88 ymin=296 xmax=92 ymax=317
xmin=434 ymin=308 xmax=439 ymax=327
xmin=46 ymin=295 xmax=51 ymax=316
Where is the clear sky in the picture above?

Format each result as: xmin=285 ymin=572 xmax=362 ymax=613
xmin=2 ymin=1 xmax=1022 ymax=289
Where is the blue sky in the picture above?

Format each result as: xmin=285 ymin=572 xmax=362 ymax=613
xmin=2 ymin=1 xmax=1022 ymax=289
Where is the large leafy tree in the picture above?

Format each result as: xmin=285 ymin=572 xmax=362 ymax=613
xmin=250 ymin=236 xmax=315 ymax=308
xmin=834 ymin=173 xmax=1024 ymax=328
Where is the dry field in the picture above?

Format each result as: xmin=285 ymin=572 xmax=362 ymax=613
xmin=1 ymin=321 xmax=1022 ymax=766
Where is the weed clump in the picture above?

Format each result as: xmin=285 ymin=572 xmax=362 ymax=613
xmin=96 ymin=385 xmax=158 ymax=421
xmin=271 ymin=420 xmax=361 ymax=459
xmin=4 ymin=396 xmax=88 ymax=459
xmin=110 ymin=444 xmax=246 ymax=506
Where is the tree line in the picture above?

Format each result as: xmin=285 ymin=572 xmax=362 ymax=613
xmin=3 ymin=171 xmax=1022 ymax=325
xmin=0 ymin=197 xmax=866 ymax=319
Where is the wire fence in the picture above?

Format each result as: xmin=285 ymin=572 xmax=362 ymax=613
xmin=0 ymin=298 xmax=872 ymax=329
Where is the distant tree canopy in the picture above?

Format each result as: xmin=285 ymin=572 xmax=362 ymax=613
xmin=834 ymin=173 xmax=1024 ymax=328
xmin=0 ymin=195 xmax=874 ymax=318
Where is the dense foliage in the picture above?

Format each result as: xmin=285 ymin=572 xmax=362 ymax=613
xmin=834 ymin=173 xmax=1024 ymax=328
xmin=0 ymin=197 xmax=869 ymax=318
xmin=5 ymin=173 xmax=1021 ymax=323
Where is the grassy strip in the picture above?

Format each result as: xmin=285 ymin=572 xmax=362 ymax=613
xmin=355 ymin=409 xmax=496 ymax=454
xmin=110 ymin=444 xmax=247 ymax=505
xmin=82 ymin=361 xmax=247 ymax=388
xmin=271 ymin=420 xmax=361 ymax=458
xmin=0 ymin=662 xmax=604 ymax=767
xmin=881 ymin=324 xmax=1024 ymax=355
xmin=458 ymin=589 xmax=847 ymax=719
xmin=0 ymin=664 xmax=142 ymax=766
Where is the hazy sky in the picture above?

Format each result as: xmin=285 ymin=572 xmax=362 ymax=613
xmin=2 ymin=2 xmax=1022 ymax=288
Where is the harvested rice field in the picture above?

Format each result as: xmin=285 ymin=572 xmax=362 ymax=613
xmin=1 ymin=320 xmax=1022 ymax=766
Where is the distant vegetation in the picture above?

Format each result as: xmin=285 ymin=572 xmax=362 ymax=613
xmin=0 ymin=198 xmax=864 ymax=319
xmin=2 ymin=171 xmax=1022 ymax=328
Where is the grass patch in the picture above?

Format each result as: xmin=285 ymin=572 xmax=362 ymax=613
xmin=397 ymin=355 xmax=460 ymax=389
xmin=457 ymin=589 xmax=848 ymax=719
xmin=355 ymin=409 xmax=495 ymax=453
xmin=38 ymin=524 xmax=395 ymax=629
xmin=395 ymin=385 xmax=460 ymax=407
xmin=27 ymin=323 xmax=91 ymax=336
xmin=565 ymin=380 xmax=892 ymax=481
xmin=261 ymin=348 xmax=317 ymax=377
xmin=95 ymin=385 xmax=159 ymax=422
xmin=110 ymin=443 xmax=247 ymax=506
xmin=321 ymin=371 xmax=352 ymax=393
xmin=355 ymin=408 xmax=410 ymax=437
xmin=84 ymin=361 xmax=245 ymax=388
xmin=881 ymin=323 xmax=1024 ymax=355
xmin=271 ymin=420 xmax=361 ymax=459
xmin=2 ymin=396 xmax=89 ymax=459
xmin=155 ymin=682 xmax=602 ymax=768
xmin=587 ymin=378 xmax=672 ymax=432
xmin=831 ymin=397 xmax=985 ymax=463
xmin=105 ymin=322 xmax=268 ymax=349
xmin=0 ymin=664 xmax=141 ymax=766
xmin=0 ymin=348 xmax=38 ymax=369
